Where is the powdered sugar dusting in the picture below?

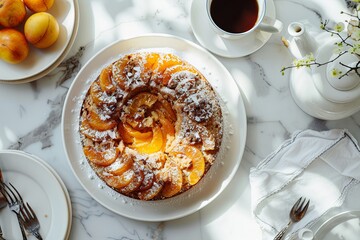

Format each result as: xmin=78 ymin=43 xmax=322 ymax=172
xmin=78 ymin=51 xmax=225 ymax=201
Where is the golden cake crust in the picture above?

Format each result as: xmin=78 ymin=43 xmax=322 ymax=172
xmin=79 ymin=52 xmax=223 ymax=200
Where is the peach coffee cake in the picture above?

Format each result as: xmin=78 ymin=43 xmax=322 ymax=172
xmin=79 ymin=52 xmax=223 ymax=200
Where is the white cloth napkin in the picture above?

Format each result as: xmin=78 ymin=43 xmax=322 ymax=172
xmin=249 ymin=129 xmax=360 ymax=240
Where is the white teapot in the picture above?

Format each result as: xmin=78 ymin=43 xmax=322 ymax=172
xmin=286 ymin=21 xmax=360 ymax=120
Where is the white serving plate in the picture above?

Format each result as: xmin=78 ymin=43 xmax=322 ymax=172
xmin=62 ymin=34 xmax=247 ymax=221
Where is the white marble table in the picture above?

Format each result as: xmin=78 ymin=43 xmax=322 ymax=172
xmin=0 ymin=0 xmax=359 ymax=239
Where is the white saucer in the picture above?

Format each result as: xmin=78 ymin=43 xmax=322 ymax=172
xmin=190 ymin=0 xmax=276 ymax=58
xmin=0 ymin=150 xmax=71 ymax=239
xmin=0 ymin=0 xmax=79 ymax=83
xmin=289 ymin=62 xmax=360 ymax=120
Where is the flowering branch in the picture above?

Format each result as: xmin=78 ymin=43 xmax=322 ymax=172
xmin=281 ymin=1 xmax=360 ymax=79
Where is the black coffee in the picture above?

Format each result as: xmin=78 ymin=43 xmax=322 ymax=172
xmin=210 ymin=0 xmax=259 ymax=33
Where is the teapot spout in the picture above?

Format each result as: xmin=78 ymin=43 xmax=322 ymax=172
xmin=286 ymin=22 xmax=317 ymax=59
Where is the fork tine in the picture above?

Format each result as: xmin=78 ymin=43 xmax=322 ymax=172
xmin=2 ymin=182 xmax=15 ymax=204
xmin=291 ymin=197 xmax=302 ymax=212
xmin=20 ymin=202 xmax=33 ymax=221
xmin=9 ymin=182 xmax=23 ymax=202
xmin=302 ymin=198 xmax=310 ymax=213
xmin=26 ymin=202 xmax=37 ymax=220
xmin=296 ymin=198 xmax=310 ymax=219
xmin=296 ymin=197 xmax=306 ymax=213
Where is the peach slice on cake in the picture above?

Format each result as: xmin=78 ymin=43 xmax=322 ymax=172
xmin=122 ymin=122 xmax=152 ymax=139
xmin=138 ymin=168 xmax=155 ymax=191
xmin=144 ymin=52 xmax=160 ymax=73
xmin=155 ymin=110 xmax=175 ymax=150
xmin=99 ymin=65 xmax=116 ymax=94
xmin=87 ymin=110 xmax=117 ymax=131
xmin=128 ymin=92 xmax=158 ymax=117
xmin=111 ymin=55 xmax=130 ymax=90
xmin=89 ymin=81 xmax=116 ymax=111
xmin=132 ymin=125 xmax=164 ymax=154
xmin=112 ymin=53 xmax=151 ymax=89
xmin=80 ymin=118 xmax=118 ymax=141
xmin=138 ymin=182 xmax=163 ymax=200
xmin=83 ymin=145 xmax=119 ymax=166
xmin=161 ymin=162 xmax=183 ymax=198
xmin=172 ymin=146 xmax=205 ymax=185
xmin=156 ymin=110 xmax=175 ymax=136
xmin=153 ymin=99 xmax=177 ymax=123
xmin=119 ymin=164 xmax=144 ymax=194
xmin=151 ymin=54 xmax=183 ymax=83
xmin=104 ymin=169 xmax=135 ymax=189
xmin=162 ymin=65 xmax=197 ymax=85
xmin=105 ymin=155 xmax=134 ymax=176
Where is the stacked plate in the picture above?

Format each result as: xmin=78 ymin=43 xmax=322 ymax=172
xmin=0 ymin=150 xmax=72 ymax=239
xmin=0 ymin=0 xmax=79 ymax=84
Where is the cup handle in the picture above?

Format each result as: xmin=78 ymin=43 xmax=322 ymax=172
xmin=258 ymin=16 xmax=283 ymax=33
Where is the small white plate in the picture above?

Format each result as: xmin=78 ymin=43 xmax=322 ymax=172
xmin=0 ymin=150 xmax=71 ymax=239
xmin=62 ymin=34 xmax=247 ymax=221
xmin=313 ymin=210 xmax=360 ymax=240
xmin=0 ymin=0 xmax=78 ymax=82
xmin=32 ymin=153 xmax=73 ymax=240
xmin=190 ymin=0 xmax=275 ymax=58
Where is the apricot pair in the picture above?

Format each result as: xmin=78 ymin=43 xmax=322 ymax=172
xmin=0 ymin=0 xmax=58 ymax=64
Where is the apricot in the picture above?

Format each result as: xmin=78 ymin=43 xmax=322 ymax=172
xmin=24 ymin=12 xmax=60 ymax=49
xmin=0 ymin=0 xmax=26 ymax=27
xmin=24 ymin=0 xmax=54 ymax=12
xmin=0 ymin=29 xmax=29 ymax=64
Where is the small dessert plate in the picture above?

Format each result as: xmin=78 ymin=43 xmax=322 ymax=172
xmin=190 ymin=0 xmax=276 ymax=58
xmin=313 ymin=210 xmax=360 ymax=240
xmin=0 ymin=150 xmax=72 ymax=239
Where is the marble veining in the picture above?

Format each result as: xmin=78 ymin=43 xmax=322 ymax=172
xmin=0 ymin=0 xmax=359 ymax=239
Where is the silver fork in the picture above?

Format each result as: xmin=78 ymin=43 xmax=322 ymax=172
xmin=0 ymin=182 xmax=27 ymax=240
xmin=19 ymin=202 xmax=43 ymax=240
xmin=273 ymin=197 xmax=310 ymax=240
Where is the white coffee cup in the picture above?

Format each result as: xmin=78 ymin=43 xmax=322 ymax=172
xmin=206 ymin=0 xmax=283 ymax=39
